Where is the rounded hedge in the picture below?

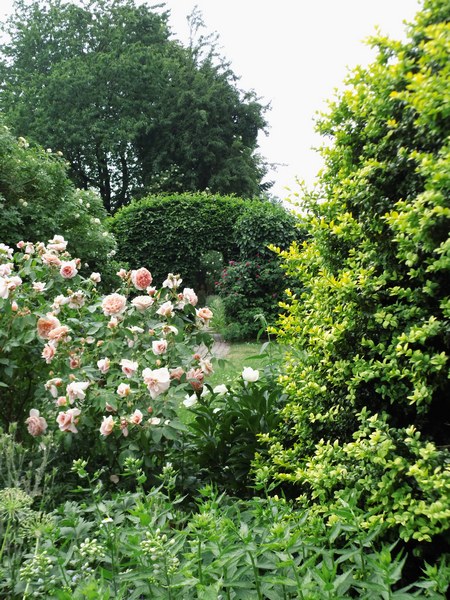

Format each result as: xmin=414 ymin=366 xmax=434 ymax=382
xmin=110 ymin=193 xmax=294 ymax=288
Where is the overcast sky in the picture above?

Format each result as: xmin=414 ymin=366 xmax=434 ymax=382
xmin=1 ymin=0 xmax=422 ymax=200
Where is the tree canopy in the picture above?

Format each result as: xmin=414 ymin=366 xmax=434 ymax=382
xmin=0 ymin=0 xmax=270 ymax=211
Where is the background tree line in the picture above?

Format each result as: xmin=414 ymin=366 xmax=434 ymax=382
xmin=0 ymin=0 xmax=271 ymax=212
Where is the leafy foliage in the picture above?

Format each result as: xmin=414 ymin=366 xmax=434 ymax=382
xmin=0 ymin=0 xmax=269 ymax=211
xmin=216 ymin=202 xmax=303 ymax=340
xmin=0 ymin=123 xmax=115 ymax=275
xmin=254 ymin=0 xmax=450 ymax=559
xmin=110 ymin=192 xmax=247 ymax=290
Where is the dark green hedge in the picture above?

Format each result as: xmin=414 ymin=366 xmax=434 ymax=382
xmin=109 ymin=193 xmax=250 ymax=289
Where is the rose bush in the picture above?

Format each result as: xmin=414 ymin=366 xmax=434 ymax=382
xmin=0 ymin=236 xmax=215 ymax=480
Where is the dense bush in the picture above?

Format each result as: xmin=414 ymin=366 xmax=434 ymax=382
xmin=0 ymin=123 xmax=115 ymax=277
xmin=255 ymin=0 xmax=450 ymax=565
xmin=217 ymin=202 xmax=303 ymax=340
xmin=109 ymin=193 xmax=246 ymax=291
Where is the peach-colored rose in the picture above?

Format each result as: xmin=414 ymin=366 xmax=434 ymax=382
xmin=120 ymin=358 xmax=138 ymax=378
xmin=45 ymin=377 xmax=63 ymax=398
xmin=186 ymin=368 xmax=204 ymax=392
xmin=26 ymin=409 xmax=48 ymax=436
xmin=142 ymin=367 xmax=171 ymax=399
xmin=156 ymin=301 xmax=174 ymax=318
xmin=120 ymin=418 xmax=129 ymax=437
xmin=59 ymin=260 xmax=78 ymax=279
xmin=183 ymin=287 xmax=198 ymax=306
xmin=51 ymin=294 xmax=68 ymax=313
xmin=152 ymin=339 xmax=168 ymax=355
xmin=200 ymin=359 xmax=214 ymax=375
xmin=117 ymin=383 xmax=131 ymax=397
xmin=147 ymin=286 xmax=157 ymax=297
xmin=108 ymin=316 xmax=119 ymax=328
xmin=196 ymin=307 xmax=213 ymax=324
xmin=0 ymin=263 xmax=13 ymax=277
xmin=33 ymin=281 xmax=46 ymax=293
xmin=170 ymin=367 xmax=184 ymax=381
xmin=68 ymin=291 xmax=85 ymax=309
xmin=69 ymin=356 xmax=81 ymax=369
xmin=41 ymin=253 xmax=61 ymax=267
xmin=47 ymin=235 xmax=67 ymax=252
xmin=42 ymin=343 xmax=56 ymax=363
xmin=116 ymin=268 xmax=129 ymax=280
xmin=11 ymin=301 xmax=18 ymax=311
xmin=48 ymin=325 xmax=70 ymax=343
xmin=97 ymin=357 xmax=111 ymax=373
xmin=90 ymin=272 xmax=101 ymax=283
xmin=57 ymin=408 xmax=81 ymax=433
xmin=16 ymin=240 xmax=25 ymax=249
xmin=131 ymin=295 xmax=154 ymax=311
xmin=56 ymin=396 xmax=67 ymax=407
xmin=99 ymin=415 xmax=115 ymax=436
xmin=149 ymin=417 xmax=161 ymax=425
xmin=130 ymin=409 xmax=143 ymax=425
xmin=102 ymin=293 xmax=127 ymax=316
xmin=37 ymin=314 xmax=61 ymax=339
xmin=131 ymin=267 xmax=152 ymax=290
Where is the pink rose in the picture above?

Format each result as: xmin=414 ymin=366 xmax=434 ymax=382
xmin=120 ymin=358 xmax=138 ymax=378
xmin=186 ymin=368 xmax=204 ymax=392
xmin=45 ymin=378 xmax=63 ymax=398
xmin=57 ymin=408 xmax=81 ymax=433
xmin=56 ymin=396 xmax=67 ymax=407
xmin=130 ymin=409 xmax=143 ymax=425
xmin=33 ymin=281 xmax=46 ymax=293
xmin=59 ymin=260 xmax=78 ymax=279
xmin=117 ymin=383 xmax=131 ymax=397
xmin=196 ymin=307 xmax=213 ymax=324
xmin=100 ymin=415 xmax=115 ymax=436
xmin=200 ymin=359 xmax=214 ymax=375
xmin=156 ymin=301 xmax=174 ymax=318
xmin=97 ymin=357 xmax=111 ymax=373
xmin=183 ymin=288 xmax=198 ymax=306
xmin=0 ymin=263 xmax=13 ymax=277
xmin=48 ymin=325 xmax=70 ymax=343
xmin=170 ymin=367 xmax=184 ymax=381
xmin=47 ymin=235 xmax=67 ymax=252
xmin=66 ymin=381 xmax=89 ymax=403
xmin=131 ymin=295 xmax=154 ymax=311
xmin=116 ymin=268 xmax=129 ymax=280
xmin=142 ymin=367 xmax=171 ymax=399
xmin=163 ymin=273 xmax=182 ymax=289
xmin=90 ymin=272 xmax=101 ymax=283
xmin=102 ymin=293 xmax=127 ymax=316
xmin=11 ymin=301 xmax=18 ymax=311
xmin=152 ymin=339 xmax=168 ymax=355
xmin=37 ymin=314 xmax=61 ymax=339
xmin=26 ymin=409 xmax=48 ymax=436
xmin=131 ymin=267 xmax=152 ymax=290
xmin=42 ymin=343 xmax=56 ymax=363
xmin=41 ymin=253 xmax=61 ymax=267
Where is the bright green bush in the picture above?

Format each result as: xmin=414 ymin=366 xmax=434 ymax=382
xmin=109 ymin=192 xmax=247 ymax=290
xmin=255 ymin=0 xmax=450 ymax=560
xmin=0 ymin=123 xmax=115 ymax=276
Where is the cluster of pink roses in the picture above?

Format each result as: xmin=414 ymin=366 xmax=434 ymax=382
xmin=1 ymin=236 xmax=216 ymax=443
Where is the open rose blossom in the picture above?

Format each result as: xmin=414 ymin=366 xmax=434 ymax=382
xmin=120 ymin=358 xmax=138 ymax=378
xmin=57 ymin=408 xmax=81 ymax=433
xmin=156 ymin=301 xmax=174 ymax=318
xmin=26 ymin=409 xmax=48 ymax=436
xmin=186 ymin=367 xmax=204 ymax=392
xmin=97 ymin=357 xmax=111 ymax=373
xmin=131 ymin=267 xmax=152 ymax=290
xmin=66 ymin=381 xmax=90 ymax=403
xmin=152 ymin=339 xmax=168 ymax=355
xmin=45 ymin=378 xmax=63 ymax=398
xmin=41 ymin=253 xmax=62 ymax=267
xmin=59 ymin=260 xmax=78 ymax=279
xmin=48 ymin=325 xmax=70 ymax=343
xmin=100 ymin=415 xmax=115 ymax=436
xmin=42 ymin=342 xmax=56 ymax=363
xmin=142 ymin=367 xmax=170 ymax=399
xmin=170 ymin=367 xmax=184 ymax=381
xmin=131 ymin=295 xmax=154 ymax=311
xmin=183 ymin=288 xmax=198 ymax=306
xmin=102 ymin=293 xmax=127 ymax=316
xmin=47 ymin=235 xmax=67 ymax=252
xmin=117 ymin=383 xmax=131 ymax=397
xmin=37 ymin=314 xmax=61 ymax=339
xmin=130 ymin=409 xmax=143 ymax=425
xmin=196 ymin=307 xmax=213 ymax=324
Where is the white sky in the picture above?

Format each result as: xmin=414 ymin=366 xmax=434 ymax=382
xmin=1 ymin=0 xmax=422 ymax=200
